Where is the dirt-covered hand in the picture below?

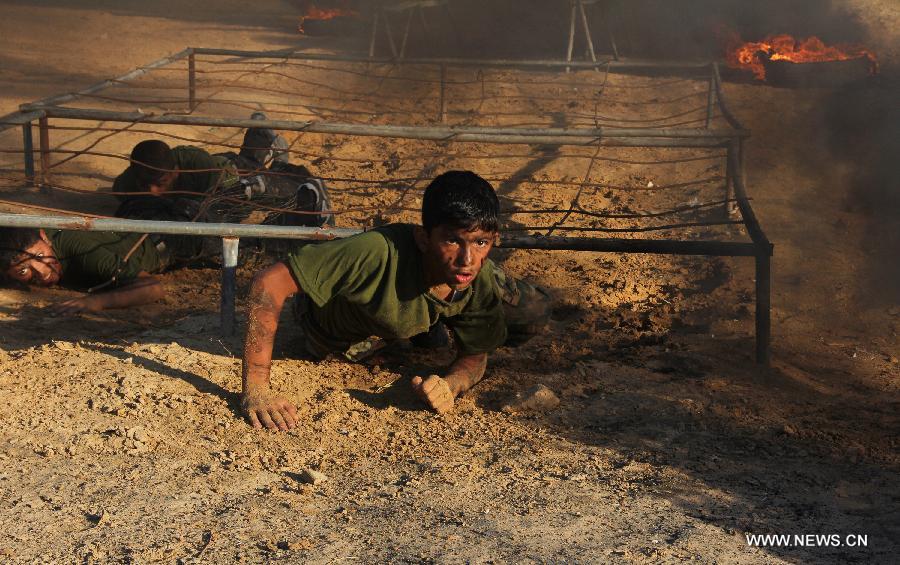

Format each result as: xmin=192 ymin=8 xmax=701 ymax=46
xmin=411 ymin=374 xmax=455 ymax=414
xmin=46 ymin=296 xmax=100 ymax=317
xmin=240 ymin=388 xmax=298 ymax=431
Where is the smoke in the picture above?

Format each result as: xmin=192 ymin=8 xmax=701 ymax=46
xmin=360 ymin=0 xmax=872 ymax=62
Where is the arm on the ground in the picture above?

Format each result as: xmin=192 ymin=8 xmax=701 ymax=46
xmin=46 ymin=273 xmax=164 ymax=316
xmin=411 ymin=352 xmax=488 ymax=414
xmin=241 ymin=262 xmax=300 ymax=431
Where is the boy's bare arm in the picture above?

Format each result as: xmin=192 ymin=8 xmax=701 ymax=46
xmin=241 ymin=262 xmax=300 ymax=431
xmin=411 ymin=352 xmax=487 ymax=414
xmin=47 ymin=273 xmax=164 ymax=316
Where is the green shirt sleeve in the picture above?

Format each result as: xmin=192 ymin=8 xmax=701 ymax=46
xmin=286 ymin=232 xmax=390 ymax=307
xmin=443 ymin=260 xmax=507 ymax=355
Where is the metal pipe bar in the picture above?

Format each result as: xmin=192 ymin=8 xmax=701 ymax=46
xmin=724 ymin=141 xmax=736 ymax=218
xmin=221 ymin=237 xmax=239 ymax=335
xmin=22 ymin=123 xmax=35 ymax=182
xmin=21 ymin=48 xmax=193 ymax=110
xmin=728 ymin=140 xmax=770 ymax=249
xmin=755 ymin=253 xmax=772 ymax=365
xmin=498 ymin=236 xmax=759 ymax=256
xmin=712 ymin=62 xmax=745 ymax=132
xmin=191 ymin=47 xmax=713 ymax=71
xmin=188 ymin=52 xmax=197 ymax=111
xmin=399 ymin=7 xmax=414 ymax=60
xmin=566 ymin=1 xmax=577 ymax=73
xmin=0 ymin=214 xmax=361 ymax=239
xmin=439 ymin=63 xmax=447 ymax=123
xmin=368 ymin=9 xmax=380 ymax=59
xmin=605 ymin=1 xmax=619 ymax=60
xmin=21 ymin=106 xmax=748 ymax=143
xmin=705 ymin=63 xmax=716 ymax=128
xmin=577 ymin=0 xmax=598 ymax=64
xmin=0 ymin=213 xmax=761 ymax=256
xmin=0 ymin=110 xmax=46 ymax=134
xmin=38 ymin=116 xmax=50 ymax=192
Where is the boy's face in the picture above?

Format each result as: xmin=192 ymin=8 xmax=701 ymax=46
xmin=4 ymin=230 xmax=61 ymax=287
xmin=416 ymin=224 xmax=497 ymax=292
xmin=149 ymin=170 xmax=178 ymax=194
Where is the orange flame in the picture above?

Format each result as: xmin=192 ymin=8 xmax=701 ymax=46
xmin=726 ymin=34 xmax=878 ymax=80
xmin=298 ymin=4 xmax=359 ymax=34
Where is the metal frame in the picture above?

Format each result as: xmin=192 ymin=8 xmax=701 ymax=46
xmin=0 ymin=48 xmax=772 ymax=363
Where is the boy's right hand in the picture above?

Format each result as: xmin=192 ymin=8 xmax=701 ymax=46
xmin=240 ymin=388 xmax=298 ymax=431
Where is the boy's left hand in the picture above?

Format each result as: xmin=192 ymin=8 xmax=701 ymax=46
xmin=46 ymin=296 xmax=100 ymax=317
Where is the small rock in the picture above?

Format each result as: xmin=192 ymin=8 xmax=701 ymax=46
xmin=277 ymin=539 xmax=312 ymax=551
xmin=258 ymin=539 xmax=278 ymax=553
xmin=501 ymin=384 xmax=560 ymax=414
xmin=86 ymin=509 xmax=108 ymax=526
xmin=782 ymin=424 xmax=797 ymax=436
xmin=298 ymin=469 xmax=327 ymax=485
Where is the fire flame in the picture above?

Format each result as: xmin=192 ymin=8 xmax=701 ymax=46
xmin=298 ymin=4 xmax=359 ymax=34
xmin=726 ymin=34 xmax=878 ymax=80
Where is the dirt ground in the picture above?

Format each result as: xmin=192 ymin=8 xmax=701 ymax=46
xmin=0 ymin=1 xmax=898 ymax=563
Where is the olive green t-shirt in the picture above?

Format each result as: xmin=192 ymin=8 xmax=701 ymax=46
xmin=49 ymin=229 xmax=163 ymax=290
xmin=112 ymin=145 xmax=239 ymax=197
xmin=286 ymin=224 xmax=507 ymax=357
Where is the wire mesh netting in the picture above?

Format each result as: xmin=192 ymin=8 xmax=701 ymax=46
xmin=0 ymin=53 xmax=747 ymax=243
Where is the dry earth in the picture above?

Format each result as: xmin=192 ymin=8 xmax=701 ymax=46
xmin=0 ymin=1 xmax=897 ymax=563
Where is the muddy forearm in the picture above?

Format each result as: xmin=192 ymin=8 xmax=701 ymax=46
xmin=91 ymin=275 xmax=164 ymax=310
xmin=241 ymin=263 xmax=298 ymax=396
xmin=444 ymin=352 xmax=488 ymax=397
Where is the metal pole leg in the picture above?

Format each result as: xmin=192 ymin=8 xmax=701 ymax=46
xmin=439 ymin=63 xmax=447 ymax=123
xmin=724 ymin=142 xmax=735 ymax=219
xmin=22 ymin=122 xmax=35 ymax=183
xmin=38 ymin=116 xmax=51 ymax=192
xmin=755 ymin=252 xmax=771 ymax=365
xmin=221 ymin=237 xmax=239 ymax=336
xmin=566 ymin=1 xmax=577 ymax=73
xmin=368 ymin=9 xmax=380 ymax=59
xmin=577 ymin=0 xmax=598 ymax=65
xmin=188 ymin=52 xmax=197 ymax=112
xmin=705 ymin=63 xmax=716 ymax=129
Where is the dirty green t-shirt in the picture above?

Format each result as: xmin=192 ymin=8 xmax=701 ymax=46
xmin=286 ymin=224 xmax=507 ymax=357
xmin=49 ymin=229 xmax=163 ymax=290
xmin=112 ymin=145 xmax=239 ymax=197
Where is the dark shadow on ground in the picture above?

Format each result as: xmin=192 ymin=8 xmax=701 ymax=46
xmin=484 ymin=336 xmax=900 ymax=563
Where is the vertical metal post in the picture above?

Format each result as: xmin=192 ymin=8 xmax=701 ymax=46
xmin=221 ymin=237 xmax=239 ymax=336
xmin=368 ymin=9 xmax=380 ymax=59
xmin=605 ymin=0 xmax=619 ymax=60
xmin=399 ymin=7 xmax=414 ymax=60
xmin=736 ymin=137 xmax=745 ymax=216
xmin=439 ymin=64 xmax=447 ymax=124
xmin=577 ymin=0 xmax=598 ymax=65
xmin=188 ymin=52 xmax=197 ymax=112
xmin=755 ymin=252 xmax=771 ymax=365
xmin=705 ymin=64 xmax=716 ymax=129
xmin=22 ymin=122 xmax=35 ymax=183
xmin=724 ymin=141 xmax=734 ymax=218
xmin=566 ymin=1 xmax=577 ymax=73
xmin=38 ymin=116 xmax=51 ymax=192
xmin=384 ymin=13 xmax=399 ymax=58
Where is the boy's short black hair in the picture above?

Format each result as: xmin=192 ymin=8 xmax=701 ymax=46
xmin=129 ymin=140 xmax=176 ymax=190
xmin=0 ymin=227 xmax=41 ymax=274
xmin=422 ymin=171 xmax=499 ymax=233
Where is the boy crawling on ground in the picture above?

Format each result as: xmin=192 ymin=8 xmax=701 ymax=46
xmin=0 ymin=227 xmax=165 ymax=315
xmin=241 ymin=170 xmax=550 ymax=428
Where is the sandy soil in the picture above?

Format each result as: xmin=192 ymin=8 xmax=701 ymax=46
xmin=0 ymin=1 xmax=897 ymax=563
